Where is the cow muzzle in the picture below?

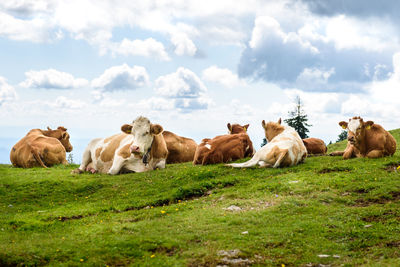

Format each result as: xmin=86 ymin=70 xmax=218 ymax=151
xmin=130 ymin=145 xmax=141 ymax=154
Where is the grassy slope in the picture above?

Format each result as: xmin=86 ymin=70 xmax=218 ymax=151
xmin=0 ymin=130 xmax=399 ymax=266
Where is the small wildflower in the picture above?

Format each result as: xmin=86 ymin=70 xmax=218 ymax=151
xmin=62 ymin=237 xmax=65 ymax=240
xmin=150 ymin=254 xmax=155 ymax=258
xmin=397 ymin=165 xmax=400 ymax=170
xmin=151 ymin=206 xmax=153 ymax=209
xmin=178 ymin=200 xmax=181 ymax=203
xmin=175 ymin=208 xmax=178 ymax=211
xmin=80 ymin=259 xmax=84 ymax=262
xmin=161 ymin=210 xmax=166 ymax=214
xmin=281 ymin=264 xmax=285 ymax=267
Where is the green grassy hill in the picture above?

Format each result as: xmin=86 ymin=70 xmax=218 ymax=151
xmin=1 ymin=130 xmax=400 ymax=266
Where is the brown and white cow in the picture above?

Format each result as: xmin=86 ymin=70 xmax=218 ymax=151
xmin=10 ymin=126 xmax=73 ymax=168
xmin=302 ymin=138 xmax=327 ymax=155
xmin=72 ymin=116 xmax=168 ymax=175
xmin=227 ymin=118 xmax=307 ymax=168
xmin=193 ymin=123 xmax=254 ymax=165
xmin=162 ymin=131 xmax=197 ymax=163
xmin=330 ymin=116 xmax=396 ymax=159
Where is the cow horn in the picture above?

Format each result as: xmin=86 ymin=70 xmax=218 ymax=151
xmin=47 ymin=126 xmax=52 ymax=131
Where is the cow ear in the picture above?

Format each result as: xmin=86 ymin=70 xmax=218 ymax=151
xmin=277 ymin=118 xmax=282 ymax=125
xmin=262 ymin=120 xmax=266 ymax=128
xmin=61 ymin=132 xmax=68 ymax=139
xmin=150 ymin=124 xmax=163 ymax=135
xmin=47 ymin=126 xmax=52 ymax=131
xmin=244 ymin=124 xmax=249 ymax=131
xmin=121 ymin=124 xmax=133 ymax=134
xmin=227 ymin=123 xmax=232 ymax=132
xmin=365 ymin=121 xmax=374 ymax=129
xmin=339 ymin=121 xmax=348 ymax=129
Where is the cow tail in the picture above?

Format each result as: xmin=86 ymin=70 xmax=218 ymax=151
xmin=29 ymin=144 xmax=47 ymax=168
xmin=226 ymin=155 xmax=259 ymax=168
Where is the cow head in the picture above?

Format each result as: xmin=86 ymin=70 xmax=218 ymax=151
xmin=262 ymin=118 xmax=284 ymax=142
xmin=338 ymin=116 xmax=374 ymax=146
xmin=227 ymin=123 xmax=249 ymax=134
xmin=46 ymin=126 xmax=73 ymax=152
xmin=121 ymin=116 xmax=163 ymax=155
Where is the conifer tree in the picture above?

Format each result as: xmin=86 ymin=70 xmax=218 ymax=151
xmin=284 ymin=96 xmax=311 ymax=139
xmin=336 ymin=130 xmax=347 ymax=142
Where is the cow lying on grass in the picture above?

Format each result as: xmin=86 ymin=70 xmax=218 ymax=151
xmin=10 ymin=126 xmax=73 ymax=168
xmin=162 ymin=131 xmax=197 ymax=163
xmin=303 ymin=138 xmax=327 ymax=155
xmin=72 ymin=116 xmax=168 ymax=175
xmin=227 ymin=118 xmax=307 ymax=168
xmin=330 ymin=116 xmax=396 ymax=159
xmin=193 ymin=123 xmax=254 ymax=165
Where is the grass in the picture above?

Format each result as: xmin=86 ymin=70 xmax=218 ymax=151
xmin=1 ymin=129 xmax=400 ymax=266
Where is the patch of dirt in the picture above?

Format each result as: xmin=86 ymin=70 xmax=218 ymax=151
xmin=148 ymin=246 xmax=177 ymax=256
xmin=384 ymin=163 xmax=400 ymax=172
xmin=318 ymin=167 xmax=352 ymax=174
xmin=385 ymin=241 xmax=400 ymax=247
xmin=59 ymin=215 xmax=84 ymax=221
xmin=216 ymin=250 xmax=253 ymax=267
xmin=355 ymin=191 xmax=400 ymax=206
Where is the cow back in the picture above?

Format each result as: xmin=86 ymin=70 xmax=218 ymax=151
xmin=162 ymin=131 xmax=197 ymax=163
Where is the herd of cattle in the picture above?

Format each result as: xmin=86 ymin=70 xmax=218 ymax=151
xmin=9 ymin=116 xmax=397 ymax=175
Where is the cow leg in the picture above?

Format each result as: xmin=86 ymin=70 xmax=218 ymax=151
xmin=273 ymin=149 xmax=288 ymax=168
xmin=258 ymin=161 xmax=272 ymax=168
xmin=74 ymin=147 xmax=93 ymax=173
xmin=31 ymin=147 xmax=47 ymax=168
xmin=329 ymin=151 xmax=345 ymax=156
xmin=108 ymin=156 xmax=126 ymax=175
xmin=366 ymin=149 xmax=384 ymax=158
xmin=343 ymin=147 xmax=355 ymax=160
xmin=154 ymin=159 xmax=166 ymax=169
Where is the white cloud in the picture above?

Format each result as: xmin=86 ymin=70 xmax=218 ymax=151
xmin=91 ymin=64 xmax=149 ymax=91
xmin=0 ymin=11 xmax=55 ymax=42
xmin=249 ymin=16 xmax=319 ymax=54
xmin=155 ymin=67 xmax=207 ymax=98
xmin=296 ymin=67 xmax=335 ymax=91
xmin=153 ymin=67 xmax=212 ymax=111
xmin=170 ymin=32 xmax=197 ymax=56
xmin=0 ymin=77 xmax=17 ymax=106
xmin=53 ymin=96 xmax=85 ymax=109
xmin=138 ymin=97 xmax=175 ymax=111
xmin=110 ymin=38 xmax=170 ymax=61
xmin=202 ymin=66 xmax=245 ymax=88
xmin=20 ymin=69 xmax=88 ymax=89
xmin=325 ymin=15 xmax=398 ymax=52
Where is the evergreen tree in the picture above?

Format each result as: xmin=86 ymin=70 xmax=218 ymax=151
xmin=336 ymin=130 xmax=347 ymax=142
xmin=284 ymin=96 xmax=311 ymax=139
xmin=261 ymin=138 xmax=267 ymax=147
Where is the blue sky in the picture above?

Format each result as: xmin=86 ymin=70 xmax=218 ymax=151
xmin=1 ymin=0 xmax=400 ymax=163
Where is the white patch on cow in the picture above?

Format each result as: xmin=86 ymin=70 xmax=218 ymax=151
xmin=205 ymin=143 xmax=211 ymax=150
xmin=348 ymin=119 xmax=361 ymax=133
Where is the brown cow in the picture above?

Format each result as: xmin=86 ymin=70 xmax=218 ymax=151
xmin=162 ymin=131 xmax=197 ymax=163
xmin=330 ymin=116 xmax=396 ymax=159
xmin=302 ymin=138 xmax=327 ymax=155
xmin=193 ymin=123 xmax=254 ymax=165
xmin=10 ymin=126 xmax=73 ymax=168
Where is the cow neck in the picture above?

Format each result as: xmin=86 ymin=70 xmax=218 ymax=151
xmin=142 ymin=139 xmax=154 ymax=165
xmin=42 ymin=129 xmax=60 ymax=139
xmin=357 ymin=131 xmax=369 ymax=155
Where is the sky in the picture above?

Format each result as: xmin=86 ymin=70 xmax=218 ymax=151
xmin=1 ymin=0 xmax=400 ymax=163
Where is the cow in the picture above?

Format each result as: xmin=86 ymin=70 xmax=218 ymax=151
xmin=72 ymin=116 xmax=168 ymax=175
xmin=162 ymin=131 xmax=197 ymax=163
xmin=10 ymin=126 xmax=73 ymax=168
xmin=193 ymin=123 xmax=254 ymax=165
xmin=302 ymin=138 xmax=327 ymax=155
xmin=330 ymin=116 xmax=396 ymax=159
xmin=226 ymin=118 xmax=307 ymax=168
